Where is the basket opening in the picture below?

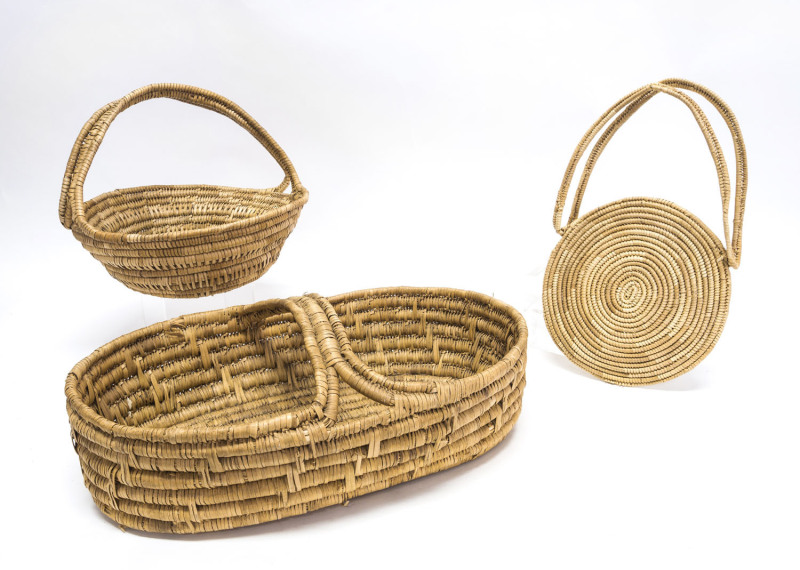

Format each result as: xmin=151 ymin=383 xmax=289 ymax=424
xmin=75 ymin=306 xmax=317 ymax=430
xmin=72 ymin=292 xmax=521 ymax=432
xmin=83 ymin=185 xmax=294 ymax=236
xmin=333 ymin=292 xmax=518 ymax=384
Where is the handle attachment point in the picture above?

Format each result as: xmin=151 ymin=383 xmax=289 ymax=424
xmin=552 ymin=79 xmax=747 ymax=268
xmin=59 ymin=84 xmax=302 ymax=230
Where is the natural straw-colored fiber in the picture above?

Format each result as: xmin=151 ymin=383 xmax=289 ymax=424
xmin=59 ymin=84 xmax=308 ymax=298
xmin=543 ymin=79 xmax=748 ymax=385
xmin=66 ymin=287 xmax=528 ymax=533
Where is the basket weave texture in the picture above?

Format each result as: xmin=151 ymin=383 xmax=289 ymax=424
xmin=66 ymin=287 xmax=527 ymax=533
xmin=59 ymin=84 xmax=308 ymax=298
xmin=543 ymin=79 xmax=748 ymax=385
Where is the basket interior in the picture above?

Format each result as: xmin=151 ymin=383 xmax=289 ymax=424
xmin=83 ymin=185 xmax=295 ymax=236
xmin=73 ymin=291 xmax=520 ymax=431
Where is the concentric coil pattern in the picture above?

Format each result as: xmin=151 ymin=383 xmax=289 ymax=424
xmin=543 ymin=198 xmax=731 ymax=385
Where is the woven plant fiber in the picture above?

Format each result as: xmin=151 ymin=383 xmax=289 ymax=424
xmin=59 ymin=84 xmax=308 ymax=298
xmin=65 ymin=287 xmax=527 ymax=533
xmin=543 ymin=79 xmax=748 ymax=385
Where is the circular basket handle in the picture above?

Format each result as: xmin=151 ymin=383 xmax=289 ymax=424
xmin=552 ymin=79 xmax=748 ymax=268
xmin=59 ymin=83 xmax=302 ymax=229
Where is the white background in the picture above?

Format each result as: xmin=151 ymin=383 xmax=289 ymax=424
xmin=1 ymin=1 xmax=798 ymax=568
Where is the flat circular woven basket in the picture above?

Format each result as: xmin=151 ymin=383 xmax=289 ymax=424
xmin=65 ymin=287 xmax=528 ymax=533
xmin=59 ymin=84 xmax=308 ymax=298
xmin=543 ymin=79 xmax=748 ymax=385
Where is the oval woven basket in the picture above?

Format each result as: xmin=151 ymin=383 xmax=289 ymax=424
xmin=543 ymin=79 xmax=748 ymax=385
xmin=59 ymin=84 xmax=308 ymax=298
xmin=65 ymin=287 xmax=528 ymax=533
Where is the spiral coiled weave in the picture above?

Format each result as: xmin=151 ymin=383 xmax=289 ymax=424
xmin=59 ymin=84 xmax=308 ymax=298
xmin=543 ymin=79 xmax=747 ymax=385
xmin=544 ymin=198 xmax=730 ymax=384
xmin=65 ymin=287 xmax=527 ymax=533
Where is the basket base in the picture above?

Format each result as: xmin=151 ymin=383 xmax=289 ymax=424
xmin=73 ymin=184 xmax=307 ymax=298
xmin=82 ymin=385 xmax=523 ymax=533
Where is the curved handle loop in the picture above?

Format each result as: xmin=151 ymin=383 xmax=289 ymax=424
xmin=59 ymin=83 xmax=303 ymax=229
xmin=287 ymin=295 xmax=437 ymax=413
xmin=553 ymin=79 xmax=748 ymax=268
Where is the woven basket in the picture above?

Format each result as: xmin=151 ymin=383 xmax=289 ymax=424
xmin=58 ymin=84 xmax=308 ymax=298
xmin=65 ymin=287 xmax=527 ymax=533
xmin=543 ymin=79 xmax=748 ymax=385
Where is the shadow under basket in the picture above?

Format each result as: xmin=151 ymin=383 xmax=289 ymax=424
xmin=59 ymin=83 xmax=308 ymax=298
xmin=65 ymin=287 xmax=528 ymax=533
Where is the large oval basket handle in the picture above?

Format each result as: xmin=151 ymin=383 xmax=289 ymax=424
xmin=59 ymin=83 xmax=303 ymax=229
xmin=552 ymin=79 xmax=748 ymax=268
xmin=288 ymin=295 xmax=438 ymax=413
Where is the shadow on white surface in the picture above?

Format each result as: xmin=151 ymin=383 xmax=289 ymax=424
xmin=540 ymin=348 xmax=711 ymax=391
xmin=641 ymin=369 xmax=711 ymax=392
xmin=540 ymin=349 xmax=600 ymax=383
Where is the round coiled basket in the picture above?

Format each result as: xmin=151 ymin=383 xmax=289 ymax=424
xmin=58 ymin=83 xmax=308 ymax=298
xmin=65 ymin=287 xmax=528 ymax=533
xmin=543 ymin=79 xmax=748 ymax=385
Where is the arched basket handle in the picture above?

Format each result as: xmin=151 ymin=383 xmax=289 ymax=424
xmin=552 ymin=79 xmax=748 ymax=268
xmin=59 ymin=83 xmax=302 ymax=230
xmin=287 ymin=295 xmax=438 ymax=412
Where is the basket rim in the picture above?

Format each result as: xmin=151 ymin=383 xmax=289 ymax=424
xmin=71 ymin=184 xmax=308 ymax=244
xmin=65 ymin=286 xmax=528 ymax=444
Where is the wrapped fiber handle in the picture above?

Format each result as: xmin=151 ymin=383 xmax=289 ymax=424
xmin=552 ymin=78 xmax=748 ymax=268
xmin=288 ymin=295 xmax=437 ymax=413
xmin=66 ymin=293 xmax=439 ymax=443
xmin=160 ymin=295 xmax=438 ymax=434
xmin=59 ymin=83 xmax=303 ymax=229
